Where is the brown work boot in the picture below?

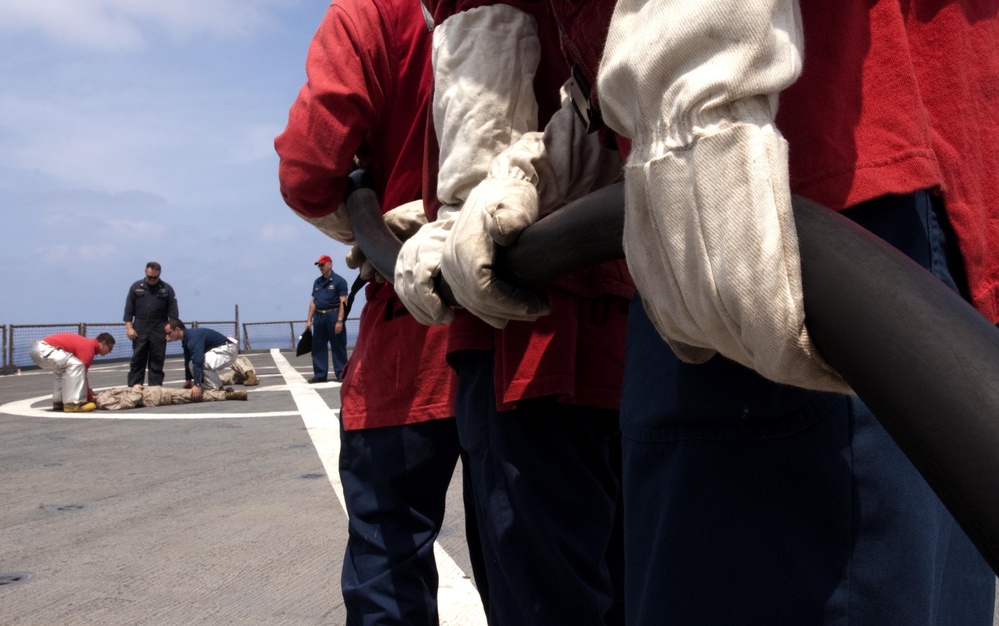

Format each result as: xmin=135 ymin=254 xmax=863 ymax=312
xmin=64 ymin=402 xmax=97 ymax=413
xmin=52 ymin=402 xmax=64 ymax=411
xmin=242 ymin=371 xmax=259 ymax=386
xmin=225 ymin=390 xmax=248 ymax=401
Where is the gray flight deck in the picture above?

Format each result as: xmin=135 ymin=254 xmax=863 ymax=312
xmin=0 ymin=350 xmax=484 ymax=625
xmin=2 ymin=351 xmax=997 ymax=625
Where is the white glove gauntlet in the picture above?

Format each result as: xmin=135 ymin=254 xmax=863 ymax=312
xmin=598 ymin=0 xmax=849 ymax=392
xmin=394 ymin=206 xmax=458 ymax=326
xmin=346 ymin=200 xmax=426 ymax=282
xmin=433 ymin=5 xmax=541 ymax=206
xmin=624 ymin=119 xmax=846 ymax=392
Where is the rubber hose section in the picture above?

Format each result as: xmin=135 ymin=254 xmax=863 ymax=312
xmin=348 ymin=182 xmax=999 ymax=575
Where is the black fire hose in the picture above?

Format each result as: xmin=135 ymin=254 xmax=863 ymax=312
xmin=347 ymin=183 xmax=999 ymax=575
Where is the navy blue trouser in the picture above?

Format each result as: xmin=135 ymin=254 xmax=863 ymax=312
xmin=621 ymin=191 xmax=994 ymax=625
xmin=452 ymin=350 xmax=625 ymax=626
xmin=339 ymin=416 xmax=486 ymax=626
xmin=127 ymin=320 xmax=167 ymax=386
xmin=312 ymin=310 xmax=347 ymax=380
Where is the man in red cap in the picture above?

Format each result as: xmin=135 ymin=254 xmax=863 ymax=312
xmin=305 ymin=254 xmax=348 ymax=383
xmin=276 ymin=1 xmax=487 ymax=621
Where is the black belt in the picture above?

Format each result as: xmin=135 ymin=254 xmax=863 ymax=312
xmin=316 ymin=309 xmax=337 ymax=314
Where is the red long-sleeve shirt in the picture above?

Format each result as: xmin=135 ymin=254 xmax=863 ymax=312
xmin=276 ymin=0 xmax=456 ymax=430
xmin=426 ymin=0 xmax=632 ymax=412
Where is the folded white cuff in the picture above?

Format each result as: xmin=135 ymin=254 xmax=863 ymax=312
xmin=623 ymin=121 xmax=849 ymax=393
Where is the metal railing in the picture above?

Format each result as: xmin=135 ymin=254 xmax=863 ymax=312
xmin=2 ymin=318 xmax=358 ymax=372
xmin=242 ymin=319 xmax=360 ymax=351
xmin=0 ymin=325 xmax=9 ymax=373
xmin=5 ymin=320 xmax=239 ymax=371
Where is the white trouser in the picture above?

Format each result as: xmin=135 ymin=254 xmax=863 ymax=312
xmin=29 ymin=340 xmax=87 ymax=404
xmin=188 ymin=342 xmax=238 ymax=390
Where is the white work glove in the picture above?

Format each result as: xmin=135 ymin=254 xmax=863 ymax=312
xmin=439 ymin=89 xmax=621 ymax=327
xmin=301 ymin=205 xmax=354 ymax=245
xmin=346 ymin=201 xmax=427 ymax=282
xmin=394 ymin=206 xmax=458 ymax=326
xmin=598 ymin=0 xmax=849 ymax=393
xmin=441 ymin=177 xmax=551 ymax=328
xmin=416 ymin=4 xmax=548 ymax=329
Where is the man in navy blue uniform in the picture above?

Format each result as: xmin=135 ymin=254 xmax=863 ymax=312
xmin=164 ymin=319 xmax=238 ymax=400
xmin=305 ymin=255 xmax=348 ymax=383
xmin=123 ymin=261 xmax=178 ymax=387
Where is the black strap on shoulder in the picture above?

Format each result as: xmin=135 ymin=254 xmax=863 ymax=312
xmin=567 ymin=64 xmax=603 ymax=134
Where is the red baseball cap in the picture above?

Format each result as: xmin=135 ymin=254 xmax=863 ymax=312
xmin=315 ymin=255 xmax=332 ymax=266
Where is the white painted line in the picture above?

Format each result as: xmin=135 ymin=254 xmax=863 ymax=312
xmin=269 ymin=348 xmax=485 ymax=624
xmin=0 ymin=376 xmax=308 ymax=419
xmin=0 ymin=354 xmax=317 ymax=419
xmin=437 ymin=553 xmax=488 ymax=625
xmin=0 ymin=395 xmax=300 ymax=419
xmin=270 ymin=349 xmax=348 ymax=511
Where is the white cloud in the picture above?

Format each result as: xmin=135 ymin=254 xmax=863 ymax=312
xmin=231 ymin=123 xmax=287 ymax=164
xmin=0 ymin=0 xmax=328 ymax=326
xmin=0 ymin=0 xmax=293 ymax=50
xmin=31 ymin=206 xmax=166 ymax=242
xmin=105 ymin=218 xmax=166 ymax=238
xmin=257 ymin=222 xmax=299 ymax=243
xmin=0 ymin=93 xmax=190 ymax=193
xmin=35 ymin=242 xmax=124 ymax=262
xmin=24 ymin=189 xmax=167 ymax=212
xmin=0 ymin=1 xmax=143 ymax=50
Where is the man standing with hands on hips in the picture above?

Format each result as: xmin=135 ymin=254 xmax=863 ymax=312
xmin=306 ymin=255 xmax=348 ymax=383
xmin=123 ymin=261 xmax=178 ymax=387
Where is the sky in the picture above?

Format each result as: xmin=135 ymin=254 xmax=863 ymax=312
xmin=0 ymin=0 xmax=360 ymax=326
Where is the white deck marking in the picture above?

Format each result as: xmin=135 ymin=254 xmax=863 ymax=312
xmin=269 ymin=349 xmax=486 ymax=625
xmin=0 ymin=356 xmax=312 ymax=419
xmin=3 ymin=350 xmax=485 ymax=622
xmin=0 ymin=395 xmax=300 ymax=419
xmin=270 ymin=349 xmax=348 ymax=511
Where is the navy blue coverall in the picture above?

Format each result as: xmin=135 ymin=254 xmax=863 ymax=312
xmin=123 ymin=278 xmax=178 ymax=386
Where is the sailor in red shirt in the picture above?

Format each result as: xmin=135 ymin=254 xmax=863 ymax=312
xmin=596 ymin=0 xmax=998 ymax=624
xmin=404 ymin=0 xmax=998 ymax=624
xmin=274 ymin=0 xmax=484 ymax=622
xmin=29 ymin=332 xmax=115 ymax=413
xmin=393 ymin=2 xmax=628 ymax=624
